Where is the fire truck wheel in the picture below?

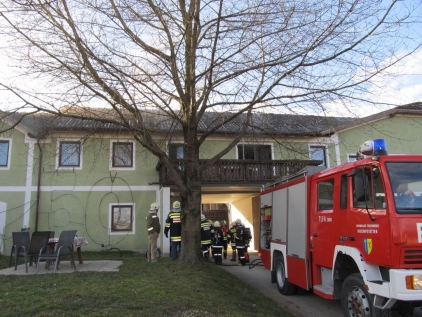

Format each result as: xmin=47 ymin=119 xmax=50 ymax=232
xmin=275 ymin=254 xmax=297 ymax=295
xmin=341 ymin=273 xmax=391 ymax=317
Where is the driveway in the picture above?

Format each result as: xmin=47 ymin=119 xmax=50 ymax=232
xmin=221 ymin=252 xmax=422 ymax=317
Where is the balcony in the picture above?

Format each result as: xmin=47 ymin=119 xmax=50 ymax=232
xmin=157 ymin=159 xmax=322 ymax=186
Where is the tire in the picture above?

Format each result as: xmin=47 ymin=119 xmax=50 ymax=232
xmin=341 ymin=273 xmax=391 ymax=317
xmin=275 ymin=254 xmax=298 ymax=295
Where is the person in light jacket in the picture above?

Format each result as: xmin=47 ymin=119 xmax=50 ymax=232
xmin=146 ymin=202 xmax=161 ymax=263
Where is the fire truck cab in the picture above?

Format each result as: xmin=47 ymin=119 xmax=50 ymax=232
xmin=259 ymin=139 xmax=422 ymax=316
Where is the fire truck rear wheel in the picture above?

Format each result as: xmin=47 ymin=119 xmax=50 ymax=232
xmin=275 ymin=254 xmax=297 ymax=295
xmin=341 ymin=273 xmax=391 ymax=317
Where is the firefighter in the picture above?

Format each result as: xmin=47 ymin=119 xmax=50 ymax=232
xmin=221 ymin=220 xmax=229 ymax=259
xmin=146 ymin=202 xmax=161 ymax=263
xmin=164 ymin=201 xmax=182 ymax=260
xmin=235 ymin=219 xmax=246 ymax=266
xmin=200 ymin=214 xmax=212 ymax=261
xmin=211 ymin=221 xmax=224 ymax=265
xmin=228 ymin=221 xmax=237 ymax=262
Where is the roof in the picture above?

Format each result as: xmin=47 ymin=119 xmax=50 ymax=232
xmin=2 ymin=102 xmax=421 ymax=138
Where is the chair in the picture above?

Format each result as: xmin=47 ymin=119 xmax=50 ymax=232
xmin=9 ymin=232 xmax=30 ymax=271
xmin=10 ymin=231 xmax=53 ymax=273
xmin=36 ymin=230 xmax=77 ymax=274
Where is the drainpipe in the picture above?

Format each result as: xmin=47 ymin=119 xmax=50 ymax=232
xmin=34 ymin=137 xmax=43 ymax=232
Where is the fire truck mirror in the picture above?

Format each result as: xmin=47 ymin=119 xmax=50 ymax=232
xmin=354 ymin=173 xmax=370 ymax=202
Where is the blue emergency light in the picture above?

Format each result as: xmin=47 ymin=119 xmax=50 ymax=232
xmin=359 ymin=138 xmax=387 ymax=156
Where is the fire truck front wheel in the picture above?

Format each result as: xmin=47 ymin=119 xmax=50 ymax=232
xmin=341 ymin=273 xmax=391 ymax=317
xmin=275 ymin=254 xmax=297 ymax=295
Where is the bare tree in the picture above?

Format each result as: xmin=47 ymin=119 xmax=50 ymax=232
xmin=0 ymin=0 xmax=421 ymax=263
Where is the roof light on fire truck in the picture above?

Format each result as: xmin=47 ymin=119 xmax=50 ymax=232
xmin=359 ymin=139 xmax=388 ymax=156
xmin=405 ymin=275 xmax=422 ymax=290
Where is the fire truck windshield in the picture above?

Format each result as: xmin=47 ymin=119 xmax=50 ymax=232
xmin=386 ymin=162 xmax=422 ymax=213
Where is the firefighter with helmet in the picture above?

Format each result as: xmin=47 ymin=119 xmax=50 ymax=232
xmin=200 ymin=214 xmax=212 ymax=261
xmin=212 ymin=221 xmax=224 ymax=265
xmin=164 ymin=201 xmax=182 ymax=260
xmin=228 ymin=221 xmax=237 ymax=261
xmin=146 ymin=202 xmax=161 ymax=263
xmin=235 ymin=219 xmax=246 ymax=266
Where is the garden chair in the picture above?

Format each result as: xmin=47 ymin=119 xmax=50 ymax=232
xmin=36 ymin=230 xmax=77 ymax=274
xmin=9 ymin=231 xmax=30 ymax=271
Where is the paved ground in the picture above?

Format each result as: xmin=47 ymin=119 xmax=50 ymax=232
xmin=221 ymin=251 xmax=422 ymax=317
xmin=0 ymin=260 xmax=122 ymax=275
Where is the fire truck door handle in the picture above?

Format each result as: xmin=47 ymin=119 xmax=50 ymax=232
xmin=349 ymin=237 xmax=355 ymax=241
xmin=313 ymin=233 xmax=318 ymax=237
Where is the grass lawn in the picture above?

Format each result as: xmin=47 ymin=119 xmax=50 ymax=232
xmin=0 ymin=251 xmax=295 ymax=317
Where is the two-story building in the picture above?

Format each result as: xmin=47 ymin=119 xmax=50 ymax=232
xmin=1 ymin=102 xmax=421 ymax=255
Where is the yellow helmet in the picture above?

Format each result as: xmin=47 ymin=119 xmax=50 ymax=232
xmin=173 ymin=201 xmax=181 ymax=209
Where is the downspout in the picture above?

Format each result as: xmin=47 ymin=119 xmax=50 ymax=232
xmin=34 ymin=136 xmax=43 ymax=232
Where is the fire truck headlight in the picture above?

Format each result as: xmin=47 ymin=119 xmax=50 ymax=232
xmin=406 ymin=275 xmax=422 ymax=290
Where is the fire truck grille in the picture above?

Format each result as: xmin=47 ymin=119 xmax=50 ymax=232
xmin=402 ymin=249 xmax=422 ymax=267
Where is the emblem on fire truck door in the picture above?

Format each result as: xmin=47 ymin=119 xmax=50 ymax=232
xmin=363 ymin=238 xmax=372 ymax=255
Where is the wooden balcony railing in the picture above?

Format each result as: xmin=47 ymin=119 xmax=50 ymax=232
xmin=157 ymin=159 xmax=323 ymax=185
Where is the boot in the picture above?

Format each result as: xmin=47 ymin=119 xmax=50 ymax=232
xmin=230 ymin=250 xmax=237 ymax=262
xmin=223 ymin=251 xmax=227 ymax=259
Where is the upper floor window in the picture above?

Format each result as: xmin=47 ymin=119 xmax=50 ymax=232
xmin=237 ymin=144 xmax=272 ymax=160
xmin=0 ymin=140 xmax=10 ymax=169
xmin=111 ymin=141 xmax=134 ymax=169
xmin=310 ymin=145 xmax=327 ymax=167
xmin=58 ymin=140 xmax=82 ymax=169
xmin=169 ymin=143 xmax=184 ymax=160
xmin=110 ymin=204 xmax=134 ymax=234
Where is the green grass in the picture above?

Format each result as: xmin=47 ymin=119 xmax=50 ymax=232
xmin=0 ymin=252 xmax=295 ymax=317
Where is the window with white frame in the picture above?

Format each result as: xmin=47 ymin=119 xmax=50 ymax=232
xmin=237 ymin=144 xmax=272 ymax=160
xmin=58 ymin=140 xmax=82 ymax=168
xmin=309 ymin=145 xmax=327 ymax=167
xmin=110 ymin=141 xmax=134 ymax=169
xmin=109 ymin=204 xmax=134 ymax=234
xmin=0 ymin=140 xmax=11 ymax=169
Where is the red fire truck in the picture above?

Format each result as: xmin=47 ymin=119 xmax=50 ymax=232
xmin=258 ymin=139 xmax=422 ymax=316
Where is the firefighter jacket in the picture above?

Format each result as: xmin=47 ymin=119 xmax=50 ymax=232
xmin=212 ymin=227 xmax=224 ymax=247
xmin=164 ymin=209 xmax=181 ymax=242
xmin=201 ymin=219 xmax=212 ymax=245
xmin=235 ymin=224 xmax=246 ymax=247
xmin=146 ymin=213 xmax=161 ymax=235
xmin=228 ymin=225 xmax=237 ymax=247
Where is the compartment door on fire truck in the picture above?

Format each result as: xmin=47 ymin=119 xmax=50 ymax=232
xmin=310 ymin=177 xmax=335 ymax=268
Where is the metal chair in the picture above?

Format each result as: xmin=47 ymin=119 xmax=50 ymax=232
xmin=36 ymin=230 xmax=77 ymax=274
xmin=27 ymin=231 xmax=54 ymax=267
xmin=9 ymin=232 xmax=30 ymax=271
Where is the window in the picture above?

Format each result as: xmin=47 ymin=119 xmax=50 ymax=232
xmin=58 ymin=140 xmax=81 ymax=168
xmin=0 ymin=140 xmax=10 ymax=168
xmin=352 ymin=166 xmax=385 ymax=209
xmin=169 ymin=143 xmax=184 ymax=160
xmin=111 ymin=141 xmax=134 ymax=169
xmin=237 ymin=144 xmax=272 ymax=160
xmin=318 ymin=179 xmax=334 ymax=210
xmin=310 ymin=145 xmax=327 ymax=167
xmin=340 ymin=174 xmax=348 ymax=209
xmin=110 ymin=204 xmax=134 ymax=233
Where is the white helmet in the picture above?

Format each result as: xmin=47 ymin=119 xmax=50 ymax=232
xmin=231 ymin=221 xmax=236 ymax=226
xmin=201 ymin=214 xmax=206 ymax=220
xmin=214 ymin=221 xmax=220 ymax=227
xmin=236 ymin=219 xmax=242 ymax=225
xmin=150 ymin=202 xmax=158 ymax=211
xmin=173 ymin=201 xmax=181 ymax=209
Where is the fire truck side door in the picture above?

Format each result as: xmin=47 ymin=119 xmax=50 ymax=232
xmin=310 ymin=177 xmax=335 ymax=269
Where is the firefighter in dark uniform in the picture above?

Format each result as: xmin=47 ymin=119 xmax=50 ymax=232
xmin=164 ymin=201 xmax=182 ymax=260
xmin=235 ymin=219 xmax=246 ymax=266
xmin=211 ymin=221 xmax=224 ymax=265
xmin=200 ymin=214 xmax=212 ymax=261
xmin=228 ymin=221 xmax=237 ymax=261
xmin=221 ymin=220 xmax=229 ymax=259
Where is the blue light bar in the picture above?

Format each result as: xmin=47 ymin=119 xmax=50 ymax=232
xmin=359 ymin=139 xmax=387 ymax=156
xmin=372 ymin=139 xmax=387 ymax=156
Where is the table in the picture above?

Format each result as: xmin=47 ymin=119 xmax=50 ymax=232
xmin=48 ymin=236 xmax=89 ymax=264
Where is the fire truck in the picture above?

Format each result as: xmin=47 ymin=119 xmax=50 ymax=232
xmin=258 ymin=139 xmax=422 ymax=316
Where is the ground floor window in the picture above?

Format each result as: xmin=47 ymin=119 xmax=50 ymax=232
xmin=109 ymin=203 xmax=135 ymax=234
